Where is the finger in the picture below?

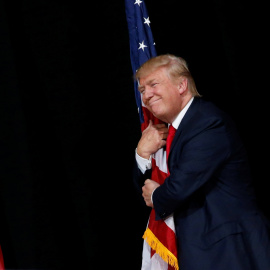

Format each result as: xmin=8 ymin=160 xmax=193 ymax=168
xmin=148 ymin=120 xmax=153 ymax=128
xmin=144 ymin=179 xmax=151 ymax=185
xmin=156 ymin=127 xmax=169 ymax=137
xmin=161 ymin=128 xmax=169 ymax=136
xmin=154 ymin=123 xmax=167 ymax=129
xmin=160 ymin=140 xmax=167 ymax=148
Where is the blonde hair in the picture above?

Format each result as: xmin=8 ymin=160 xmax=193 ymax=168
xmin=135 ymin=54 xmax=201 ymax=97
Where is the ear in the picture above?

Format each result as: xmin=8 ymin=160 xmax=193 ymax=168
xmin=178 ymin=77 xmax=188 ymax=94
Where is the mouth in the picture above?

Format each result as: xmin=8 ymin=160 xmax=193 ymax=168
xmin=148 ymin=98 xmax=161 ymax=107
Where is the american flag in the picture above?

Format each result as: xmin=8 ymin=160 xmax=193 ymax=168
xmin=125 ymin=1 xmax=179 ymax=269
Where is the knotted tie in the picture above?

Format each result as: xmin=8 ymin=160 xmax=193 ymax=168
xmin=166 ymin=124 xmax=176 ymax=174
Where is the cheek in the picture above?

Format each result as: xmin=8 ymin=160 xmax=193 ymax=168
xmin=141 ymin=94 xmax=147 ymax=105
xmin=167 ymin=90 xmax=180 ymax=103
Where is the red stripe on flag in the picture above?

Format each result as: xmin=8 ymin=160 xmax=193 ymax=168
xmin=148 ymin=210 xmax=178 ymax=258
xmin=151 ymin=158 xmax=168 ymax=185
xmin=141 ymin=106 xmax=164 ymax=131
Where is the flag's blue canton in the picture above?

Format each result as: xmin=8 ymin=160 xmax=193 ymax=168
xmin=125 ymin=0 xmax=157 ymax=124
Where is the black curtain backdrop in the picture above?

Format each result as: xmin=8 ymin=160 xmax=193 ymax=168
xmin=0 ymin=0 xmax=269 ymax=269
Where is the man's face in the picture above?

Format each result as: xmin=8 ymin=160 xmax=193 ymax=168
xmin=138 ymin=67 xmax=181 ymax=123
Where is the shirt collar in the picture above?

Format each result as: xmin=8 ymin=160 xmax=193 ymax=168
xmin=171 ymin=97 xmax=194 ymax=129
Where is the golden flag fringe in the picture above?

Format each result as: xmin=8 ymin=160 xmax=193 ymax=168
xmin=143 ymin=228 xmax=179 ymax=270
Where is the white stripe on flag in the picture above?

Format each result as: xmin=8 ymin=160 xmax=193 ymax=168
xmin=164 ymin=214 xmax=175 ymax=231
xmin=153 ymin=148 xmax=168 ymax=174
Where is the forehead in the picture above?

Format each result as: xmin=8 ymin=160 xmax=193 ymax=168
xmin=139 ymin=67 xmax=167 ymax=85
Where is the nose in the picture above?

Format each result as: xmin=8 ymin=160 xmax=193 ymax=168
xmin=142 ymin=86 xmax=153 ymax=104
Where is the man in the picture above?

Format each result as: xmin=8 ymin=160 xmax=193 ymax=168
xmin=133 ymin=54 xmax=270 ymax=269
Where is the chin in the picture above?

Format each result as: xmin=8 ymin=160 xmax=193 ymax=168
xmin=152 ymin=112 xmax=165 ymax=122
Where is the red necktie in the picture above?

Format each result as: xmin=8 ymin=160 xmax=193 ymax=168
xmin=166 ymin=125 xmax=176 ymax=174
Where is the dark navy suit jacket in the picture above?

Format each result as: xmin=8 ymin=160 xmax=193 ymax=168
xmin=134 ymin=97 xmax=270 ymax=270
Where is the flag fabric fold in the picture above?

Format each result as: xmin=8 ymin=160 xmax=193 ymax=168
xmin=125 ymin=1 xmax=179 ymax=269
xmin=0 ymin=246 xmax=4 ymax=270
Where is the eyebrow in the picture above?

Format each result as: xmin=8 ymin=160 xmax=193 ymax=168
xmin=138 ymin=79 xmax=157 ymax=92
xmin=138 ymin=85 xmax=144 ymax=92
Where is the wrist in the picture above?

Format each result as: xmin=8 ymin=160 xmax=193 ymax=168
xmin=136 ymin=147 xmax=151 ymax=160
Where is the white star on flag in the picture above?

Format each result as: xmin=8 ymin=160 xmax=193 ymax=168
xmin=138 ymin=40 xmax=147 ymax=51
xmin=144 ymin=17 xmax=151 ymax=27
xmin=134 ymin=0 xmax=142 ymax=6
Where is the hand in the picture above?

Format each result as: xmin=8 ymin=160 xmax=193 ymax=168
xmin=137 ymin=120 xmax=168 ymax=159
xmin=142 ymin=179 xmax=160 ymax=208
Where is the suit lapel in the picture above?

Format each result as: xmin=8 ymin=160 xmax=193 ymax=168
xmin=169 ymin=97 xmax=201 ymax=158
